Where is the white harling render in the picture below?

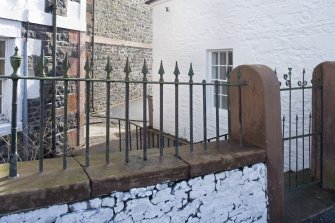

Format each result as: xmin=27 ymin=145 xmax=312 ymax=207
xmin=149 ymin=0 xmax=335 ymax=170
xmin=0 ymin=163 xmax=268 ymax=223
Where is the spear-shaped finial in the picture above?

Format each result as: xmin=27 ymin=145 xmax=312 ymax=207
xmin=105 ymin=56 xmax=113 ymax=80
xmin=84 ymin=56 xmax=91 ymax=79
xmin=158 ymin=60 xmax=164 ymax=82
xmin=38 ymin=48 xmax=46 ymax=77
xmin=142 ymin=58 xmax=149 ymax=76
xmin=124 ymin=57 xmax=131 ymax=80
xmin=173 ymin=61 xmax=180 ymax=81
xmin=62 ymin=53 xmax=70 ymax=78
xmin=188 ymin=63 xmax=194 ymax=82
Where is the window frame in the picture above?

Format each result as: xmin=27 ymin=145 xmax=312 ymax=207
xmin=207 ymin=49 xmax=233 ymax=110
xmin=0 ymin=39 xmax=6 ymax=116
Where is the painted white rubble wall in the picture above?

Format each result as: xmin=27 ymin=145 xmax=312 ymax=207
xmin=0 ymin=0 xmax=86 ymax=31
xmin=0 ymin=163 xmax=268 ymax=223
xmin=150 ymin=0 xmax=335 ymax=170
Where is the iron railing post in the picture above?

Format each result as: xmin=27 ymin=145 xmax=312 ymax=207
xmin=105 ymin=56 xmax=113 ymax=165
xmin=9 ymin=47 xmax=22 ymax=178
xmin=173 ymin=61 xmax=180 ymax=157
xmin=62 ymin=53 xmax=70 ymax=170
xmin=215 ymin=80 xmax=219 ymax=149
xmin=124 ymin=57 xmax=131 ymax=163
xmin=38 ymin=49 xmax=46 ymax=174
xmin=202 ymin=80 xmax=207 ymax=151
xmin=158 ymin=60 xmax=164 ymax=157
xmin=188 ymin=63 xmax=194 ymax=152
xmin=51 ymin=0 xmax=58 ymax=155
xmin=84 ymin=57 xmax=92 ymax=167
xmin=142 ymin=59 xmax=149 ymax=160
xmin=227 ymin=70 xmax=232 ymax=142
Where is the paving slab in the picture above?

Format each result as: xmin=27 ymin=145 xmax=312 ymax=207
xmin=285 ymin=184 xmax=335 ymax=223
xmin=0 ymin=157 xmax=90 ymax=214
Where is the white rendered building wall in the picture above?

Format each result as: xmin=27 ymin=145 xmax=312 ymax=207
xmin=150 ymin=0 xmax=335 ymax=170
xmin=0 ymin=0 xmax=86 ymax=31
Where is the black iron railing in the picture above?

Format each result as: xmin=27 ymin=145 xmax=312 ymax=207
xmin=278 ymin=68 xmax=322 ymax=191
xmin=3 ymin=47 xmax=245 ymax=178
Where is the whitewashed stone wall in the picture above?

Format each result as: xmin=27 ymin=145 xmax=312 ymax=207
xmin=0 ymin=163 xmax=267 ymax=223
xmin=150 ymin=0 xmax=335 ymax=170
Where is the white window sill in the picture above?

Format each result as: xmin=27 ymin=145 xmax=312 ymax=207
xmin=0 ymin=121 xmax=22 ymax=137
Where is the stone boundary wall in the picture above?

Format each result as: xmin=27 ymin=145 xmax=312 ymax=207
xmin=86 ymin=0 xmax=153 ymax=112
xmin=0 ymin=163 xmax=267 ymax=223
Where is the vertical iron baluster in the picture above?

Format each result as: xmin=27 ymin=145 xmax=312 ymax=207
xmin=142 ymin=59 xmax=148 ymax=160
xmin=188 ymin=63 xmax=194 ymax=152
xmin=202 ymin=80 xmax=207 ymax=151
xmin=62 ymin=53 xmax=70 ymax=170
xmin=152 ymin=131 xmax=154 ymax=148
xmin=158 ymin=61 xmax=165 ymax=156
xmin=298 ymin=68 xmax=307 ymax=183
xmin=174 ymin=62 xmax=180 ymax=157
xmin=237 ymin=68 xmax=243 ymax=146
xmin=295 ymin=115 xmax=299 ymax=187
xmin=38 ymin=49 xmax=46 ymax=174
xmin=9 ymin=47 xmax=22 ymax=178
xmin=215 ymin=80 xmax=219 ymax=149
xmin=84 ymin=57 xmax=92 ymax=167
xmin=129 ymin=122 xmax=132 ymax=151
xmin=284 ymin=68 xmax=292 ymax=189
xmin=227 ymin=70 xmax=231 ymax=141
xmin=139 ymin=128 xmax=142 ymax=150
xmin=124 ymin=57 xmax=131 ymax=163
xmin=308 ymin=113 xmax=311 ymax=180
xmin=105 ymin=56 xmax=113 ymax=164
xmin=136 ymin=126 xmax=139 ymax=150
xmin=320 ymin=73 xmax=324 ymax=187
xmin=118 ymin=119 xmax=121 ymax=152
xmin=282 ymin=116 xmax=285 ymax=163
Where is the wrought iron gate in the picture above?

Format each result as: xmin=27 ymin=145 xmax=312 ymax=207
xmin=278 ymin=68 xmax=322 ymax=191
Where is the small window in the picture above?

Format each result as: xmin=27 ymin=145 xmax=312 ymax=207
xmin=0 ymin=40 xmax=5 ymax=115
xmin=209 ymin=50 xmax=233 ymax=109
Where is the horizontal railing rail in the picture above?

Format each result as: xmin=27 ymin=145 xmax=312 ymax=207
xmin=5 ymin=47 xmax=246 ymax=178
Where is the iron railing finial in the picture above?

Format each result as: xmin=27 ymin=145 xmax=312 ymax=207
xmin=105 ymin=56 xmax=113 ymax=80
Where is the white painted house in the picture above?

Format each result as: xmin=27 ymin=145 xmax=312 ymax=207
xmin=147 ymin=0 xmax=335 ymax=170
xmin=0 ymin=0 xmax=86 ymax=136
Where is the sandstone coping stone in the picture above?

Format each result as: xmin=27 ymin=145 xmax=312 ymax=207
xmin=178 ymin=141 xmax=266 ymax=178
xmin=73 ymin=148 xmax=189 ymax=197
xmin=0 ymin=157 xmax=90 ymax=215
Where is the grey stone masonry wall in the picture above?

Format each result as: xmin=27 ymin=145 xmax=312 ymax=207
xmin=87 ymin=43 xmax=152 ymax=111
xmin=86 ymin=0 xmax=153 ymax=112
xmin=22 ymin=22 xmax=81 ymax=157
xmin=94 ymin=0 xmax=152 ymax=44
